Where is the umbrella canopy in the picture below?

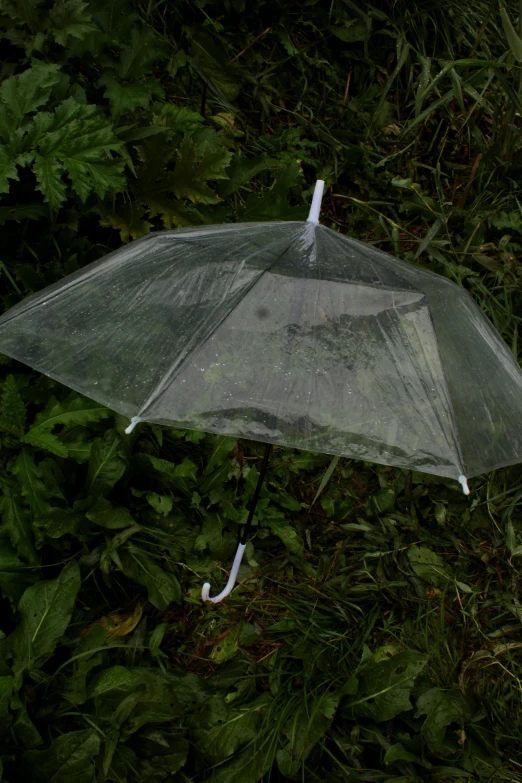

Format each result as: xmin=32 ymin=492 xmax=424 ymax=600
xmin=1 ymin=185 xmax=521 ymax=486
xmin=2 ymin=181 xmax=522 ymax=601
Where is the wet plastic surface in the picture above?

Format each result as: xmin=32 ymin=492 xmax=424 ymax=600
xmin=1 ymin=220 xmax=522 ymax=480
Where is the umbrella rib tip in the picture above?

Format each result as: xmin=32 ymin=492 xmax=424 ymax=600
xmin=458 ymin=474 xmax=470 ymax=495
xmin=125 ymin=416 xmax=142 ymax=435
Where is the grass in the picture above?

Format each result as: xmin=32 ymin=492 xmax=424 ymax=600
xmin=1 ymin=0 xmax=522 ymax=779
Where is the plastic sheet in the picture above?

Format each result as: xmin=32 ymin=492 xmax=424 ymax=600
xmin=1 ymin=220 xmax=522 ymax=481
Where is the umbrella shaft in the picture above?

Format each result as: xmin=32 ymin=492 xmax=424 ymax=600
xmin=240 ymin=443 xmax=272 ymax=544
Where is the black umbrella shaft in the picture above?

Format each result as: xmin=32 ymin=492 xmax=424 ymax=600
xmin=240 ymin=443 xmax=272 ymax=544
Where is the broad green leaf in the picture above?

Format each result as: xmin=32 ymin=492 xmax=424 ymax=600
xmin=9 ymin=560 xmax=81 ymax=680
xmin=22 ymin=729 xmax=100 ymax=783
xmin=0 ymin=539 xmax=37 ymax=606
xmin=407 ymin=545 xmax=452 ymax=588
xmin=237 ymin=161 xmax=307 ymax=221
xmin=87 ymin=430 xmax=126 ymax=495
xmin=277 ymin=692 xmax=340 ymax=778
xmin=384 ymin=742 xmax=423 ymax=765
xmin=49 ymin=0 xmax=97 ymax=46
xmin=29 ymin=394 xmax=111 ymax=431
xmin=204 ymin=436 xmax=237 ymax=476
xmin=195 ymin=513 xmax=223 ymax=557
xmin=0 ymin=62 xmax=61 ymax=130
xmin=415 ymin=687 xmax=474 ymax=751
xmin=86 ymin=497 xmax=135 ymax=529
xmin=36 ymin=507 xmax=83 ymax=539
xmin=0 ymin=146 xmax=24 ymax=192
xmin=344 ymin=648 xmax=427 ymax=722
xmin=33 ymin=154 xmax=67 ymax=211
xmin=11 ymin=695 xmax=42 ymax=748
xmin=219 ymin=153 xmax=279 ymax=198
xmin=266 ymin=516 xmax=303 ymax=555
xmin=193 ymin=695 xmax=267 ymax=765
xmin=32 ymin=98 xmax=126 ymax=209
xmin=0 ymin=375 xmax=26 ymax=436
xmin=119 ymin=544 xmax=181 ymax=609
xmin=172 ymin=131 xmax=232 ymax=204
xmin=90 ymin=665 xmax=141 ymax=697
xmin=0 ymin=0 xmax=44 ymax=28
xmin=117 ymin=26 xmax=166 ymax=79
xmin=145 ymin=492 xmax=173 ymax=516
xmin=155 ymin=103 xmax=204 ymax=135
xmin=11 ymin=450 xmax=52 ymax=518
xmin=0 ymin=496 xmax=38 ymax=565
xmin=22 ymin=429 xmax=68 ymax=457
xmin=137 ymin=739 xmax=189 ymax=776
xmin=331 ymin=20 xmax=366 ymax=42
xmin=99 ymin=76 xmax=164 ymax=119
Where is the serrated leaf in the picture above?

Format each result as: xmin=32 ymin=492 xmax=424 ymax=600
xmin=22 ymin=729 xmax=100 ymax=783
xmin=172 ymin=132 xmax=232 ymax=204
xmin=21 ymin=428 xmax=68 ymax=457
xmin=156 ymin=104 xmax=204 ymax=135
xmin=0 ymin=146 xmax=24 ymax=192
xmin=32 ymin=98 xmax=126 ymax=209
xmin=33 ymin=154 xmax=67 ymax=211
xmin=0 ymin=375 xmax=26 ymax=437
xmin=0 ymin=62 xmax=61 ymax=131
xmin=31 ymin=394 xmax=111 ymax=431
xmin=99 ymin=76 xmax=164 ymax=119
xmin=218 ymin=153 xmax=280 ymax=198
xmin=0 ymin=496 xmax=38 ymax=565
xmin=11 ymin=450 xmax=52 ymax=518
xmin=87 ymin=430 xmax=126 ymax=495
xmin=49 ymin=0 xmax=97 ymax=46
xmin=9 ymin=561 xmax=80 ymax=681
xmin=119 ymin=544 xmax=181 ymax=609
xmin=117 ymin=26 xmax=166 ymax=79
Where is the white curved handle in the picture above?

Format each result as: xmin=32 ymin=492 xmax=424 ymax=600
xmin=202 ymin=543 xmax=246 ymax=604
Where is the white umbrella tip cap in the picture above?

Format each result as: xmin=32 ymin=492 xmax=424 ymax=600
xmin=306 ymin=180 xmax=325 ymax=225
xmin=458 ymin=475 xmax=470 ymax=495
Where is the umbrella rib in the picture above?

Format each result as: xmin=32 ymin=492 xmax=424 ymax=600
xmin=424 ymin=307 xmax=467 ymax=482
xmin=129 ymin=227 xmax=308 ymax=426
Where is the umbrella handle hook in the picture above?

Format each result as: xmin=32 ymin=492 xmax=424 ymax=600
xmin=201 ymin=542 xmax=246 ymax=603
xmin=201 ymin=443 xmax=272 ymax=605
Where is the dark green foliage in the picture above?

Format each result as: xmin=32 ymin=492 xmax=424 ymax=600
xmin=0 ymin=0 xmax=522 ymax=780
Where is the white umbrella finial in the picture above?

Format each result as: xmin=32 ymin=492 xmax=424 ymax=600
xmin=306 ymin=180 xmax=325 ymax=225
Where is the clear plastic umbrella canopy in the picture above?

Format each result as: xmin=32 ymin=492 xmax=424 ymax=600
xmin=1 ymin=182 xmax=522 ymax=491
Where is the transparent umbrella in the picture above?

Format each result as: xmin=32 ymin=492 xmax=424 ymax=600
xmin=1 ymin=181 xmax=522 ymax=602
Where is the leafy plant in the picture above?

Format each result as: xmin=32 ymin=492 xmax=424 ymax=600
xmin=1 ymin=0 xmax=522 ymax=780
